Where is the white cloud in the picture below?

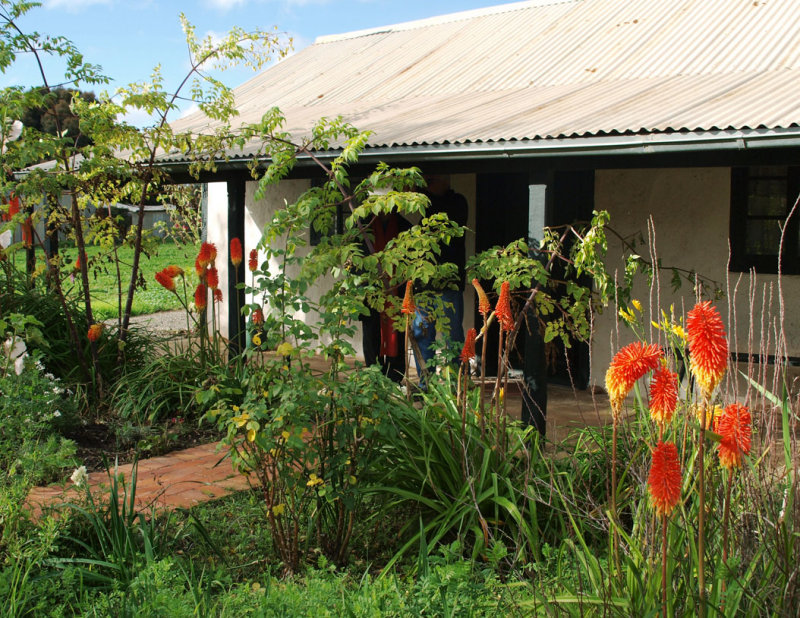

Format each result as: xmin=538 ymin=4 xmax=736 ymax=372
xmin=203 ymin=0 xmax=248 ymax=10
xmin=45 ymin=0 xmax=111 ymax=12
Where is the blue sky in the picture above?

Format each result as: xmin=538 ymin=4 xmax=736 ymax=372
xmin=2 ymin=0 xmax=515 ymax=124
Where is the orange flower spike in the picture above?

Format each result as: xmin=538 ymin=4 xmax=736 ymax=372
xmin=213 ymin=288 xmax=223 ymax=303
xmin=605 ymin=342 xmax=662 ymax=412
xmin=230 ymin=237 xmax=243 ymax=268
xmin=206 ymin=266 xmax=219 ymax=290
xmin=460 ymin=328 xmax=477 ymax=364
xmin=495 ymin=281 xmax=514 ymax=331
xmin=717 ymin=403 xmax=752 ymax=470
xmin=252 ymin=307 xmax=264 ymax=325
xmin=686 ymin=301 xmax=728 ymax=397
xmin=163 ymin=265 xmax=184 ymax=278
xmin=194 ymin=256 xmax=205 ymax=278
xmin=401 ymin=281 xmax=416 ymax=315
xmin=648 ymin=441 xmax=682 ymax=517
xmin=155 ymin=269 xmax=176 ymax=292
xmin=248 ymin=249 xmax=259 ymax=272
xmin=87 ymin=323 xmax=104 ymax=342
xmin=194 ymin=283 xmax=208 ymax=310
xmin=649 ymin=365 xmax=679 ymax=427
xmin=197 ymin=242 xmax=217 ymax=268
xmin=472 ymin=279 xmax=491 ymax=316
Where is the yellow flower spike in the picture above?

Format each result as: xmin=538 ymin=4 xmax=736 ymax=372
xmin=247 ymin=428 xmax=256 ymax=442
xmin=631 ymin=299 xmax=642 ymax=312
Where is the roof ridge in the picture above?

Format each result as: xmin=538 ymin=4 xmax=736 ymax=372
xmin=314 ymin=0 xmax=577 ymax=44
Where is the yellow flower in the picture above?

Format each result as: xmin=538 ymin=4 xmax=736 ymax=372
xmin=231 ymin=412 xmax=251 ymax=428
xmin=307 ymin=473 xmax=323 ymax=487
xmin=272 ymin=503 xmax=285 ymax=516
xmin=276 ymin=341 xmax=293 ymax=357
xmin=281 ymin=430 xmax=290 ymax=440
xmin=631 ymin=299 xmax=642 ymax=312
xmin=619 ymin=307 xmax=635 ymax=324
xmin=672 ymin=324 xmax=687 ymax=342
xmin=247 ymin=428 xmax=256 ymax=442
xmin=349 ymin=475 xmax=357 ymax=485
xmin=252 ymin=332 xmax=262 ymax=346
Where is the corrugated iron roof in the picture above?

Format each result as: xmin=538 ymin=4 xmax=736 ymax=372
xmin=168 ymin=0 xmax=800 ymax=158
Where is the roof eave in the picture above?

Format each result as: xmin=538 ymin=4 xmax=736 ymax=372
xmin=157 ymin=127 xmax=800 ymax=175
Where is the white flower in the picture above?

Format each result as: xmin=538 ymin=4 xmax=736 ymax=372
xmin=45 ymin=372 xmax=55 ymax=381
xmin=3 ymin=337 xmax=26 ymax=360
xmin=14 ymin=354 xmax=26 ymax=376
xmin=35 ymin=359 xmax=44 ymax=372
xmin=70 ymin=466 xmax=89 ymax=488
xmin=53 ymin=410 xmax=62 ymax=418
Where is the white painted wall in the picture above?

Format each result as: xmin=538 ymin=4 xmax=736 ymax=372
xmin=206 ymin=182 xmax=230 ymax=333
xmin=592 ymin=167 xmax=800 ymax=391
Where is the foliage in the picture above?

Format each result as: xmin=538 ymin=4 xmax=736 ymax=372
xmin=154 ymin=185 xmax=204 ymax=247
xmin=1 ymin=0 xmax=290 ymax=403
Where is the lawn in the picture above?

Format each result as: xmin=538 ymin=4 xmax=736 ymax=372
xmin=12 ymin=242 xmax=198 ymax=320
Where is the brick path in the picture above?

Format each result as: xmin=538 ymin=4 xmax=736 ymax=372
xmin=27 ymin=442 xmax=253 ymax=516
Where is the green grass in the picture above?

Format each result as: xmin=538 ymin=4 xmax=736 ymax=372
xmin=12 ymin=242 xmax=198 ymax=320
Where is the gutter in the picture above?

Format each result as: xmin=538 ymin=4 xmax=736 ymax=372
xmin=156 ymin=127 xmax=800 ymax=174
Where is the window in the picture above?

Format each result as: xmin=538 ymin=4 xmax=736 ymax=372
xmin=730 ymin=166 xmax=800 ymax=274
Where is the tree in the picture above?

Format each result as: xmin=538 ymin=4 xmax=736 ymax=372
xmin=0 ymin=0 xmax=288 ymax=399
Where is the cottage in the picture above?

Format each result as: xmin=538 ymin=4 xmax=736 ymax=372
xmin=164 ymin=0 xmax=800 ymax=422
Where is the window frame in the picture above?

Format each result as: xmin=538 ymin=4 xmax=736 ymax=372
xmin=729 ymin=166 xmax=800 ymax=275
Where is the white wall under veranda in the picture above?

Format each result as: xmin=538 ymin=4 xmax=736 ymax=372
xmin=209 ymin=175 xmax=476 ymax=358
xmin=592 ymin=167 xmax=800 ymax=393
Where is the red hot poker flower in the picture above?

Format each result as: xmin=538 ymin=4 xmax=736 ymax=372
xmin=213 ymin=288 xmax=223 ymax=303
xmin=197 ymin=242 xmax=217 ymax=269
xmin=649 ymin=365 xmax=679 ymax=427
xmin=194 ymin=284 xmax=208 ymax=310
xmin=230 ymin=238 xmax=243 ymax=268
xmin=401 ymin=281 xmax=416 ymax=315
xmin=206 ymin=266 xmax=219 ymax=290
xmin=248 ymin=249 xmax=258 ymax=272
xmin=87 ymin=323 xmax=104 ymax=342
xmin=155 ymin=269 xmax=176 ymax=292
xmin=195 ymin=256 xmax=205 ymax=278
xmin=472 ymin=279 xmax=491 ymax=316
xmin=163 ymin=265 xmax=184 ymax=278
xmin=460 ymin=328 xmax=477 ymax=364
xmin=686 ymin=301 xmax=728 ymax=397
xmin=605 ymin=342 xmax=662 ymax=413
xmin=648 ymin=441 xmax=682 ymax=517
xmin=717 ymin=403 xmax=752 ymax=470
xmin=495 ymin=282 xmax=514 ymax=331
xmin=251 ymin=307 xmax=264 ymax=325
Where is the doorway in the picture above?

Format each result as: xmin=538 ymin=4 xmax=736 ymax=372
xmin=474 ymin=170 xmax=594 ymax=388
